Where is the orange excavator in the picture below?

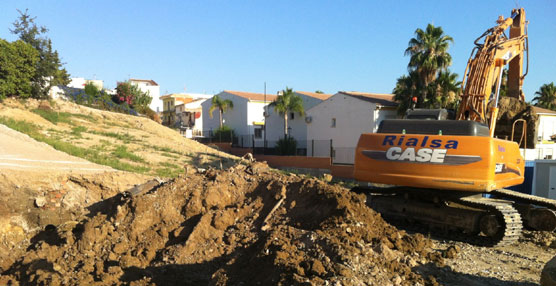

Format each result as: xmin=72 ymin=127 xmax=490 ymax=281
xmin=353 ymin=8 xmax=556 ymax=246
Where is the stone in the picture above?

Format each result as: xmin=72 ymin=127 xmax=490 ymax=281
xmin=374 ymin=243 xmax=397 ymax=262
xmin=541 ymin=255 xmax=556 ymax=286
xmin=35 ymin=197 xmax=47 ymax=208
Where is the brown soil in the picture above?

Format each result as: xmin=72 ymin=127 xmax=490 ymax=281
xmin=0 ymin=162 xmax=444 ymax=286
xmin=495 ymin=97 xmax=538 ymax=148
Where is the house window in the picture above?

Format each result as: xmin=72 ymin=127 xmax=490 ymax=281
xmin=290 ymin=112 xmax=295 ymax=120
xmin=331 ymin=118 xmax=336 ymax=128
xmin=254 ymin=127 xmax=263 ymax=139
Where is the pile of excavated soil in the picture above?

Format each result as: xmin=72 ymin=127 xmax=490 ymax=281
xmin=1 ymin=162 xmax=443 ymax=285
xmin=495 ymin=97 xmax=538 ymax=148
xmin=0 ymin=170 xmax=151 ymax=273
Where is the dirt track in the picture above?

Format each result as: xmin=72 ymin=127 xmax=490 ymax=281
xmin=0 ymin=124 xmax=110 ymax=172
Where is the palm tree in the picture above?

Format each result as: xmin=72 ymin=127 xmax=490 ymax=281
xmin=533 ymin=82 xmax=556 ymax=110
xmin=393 ymin=71 xmax=421 ymax=115
xmin=209 ymin=95 xmax=234 ymax=128
xmin=270 ymin=87 xmax=305 ymax=137
xmin=405 ymin=23 xmax=454 ymax=106
xmin=433 ymin=70 xmax=461 ymax=109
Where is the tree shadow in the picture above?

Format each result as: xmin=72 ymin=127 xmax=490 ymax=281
xmin=414 ymin=263 xmax=538 ymax=286
xmin=119 ymin=232 xmax=292 ymax=286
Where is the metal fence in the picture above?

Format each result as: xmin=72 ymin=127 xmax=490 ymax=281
xmin=193 ymin=130 xmax=235 ymax=144
xmin=192 ymin=131 xmax=356 ymax=164
xmin=332 ymin=147 xmax=356 ymax=165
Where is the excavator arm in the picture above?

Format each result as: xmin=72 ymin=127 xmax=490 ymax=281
xmin=456 ymin=8 xmax=528 ymax=137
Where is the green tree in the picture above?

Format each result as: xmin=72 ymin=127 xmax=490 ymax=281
xmin=431 ymin=69 xmax=461 ymax=109
xmin=209 ymin=95 xmax=234 ymax=128
xmin=114 ymin=81 xmax=152 ymax=108
xmin=0 ymin=39 xmax=39 ymax=99
xmin=498 ymin=68 xmax=509 ymax=97
xmin=10 ymin=9 xmax=70 ymax=98
xmin=84 ymin=82 xmax=100 ymax=98
xmin=405 ymin=23 xmax=454 ymax=106
xmin=270 ymin=87 xmax=305 ymax=137
xmin=532 ymin=82 xmax=556 ymax=110
xmin=393 ymin=71 xmax=421 ymax=115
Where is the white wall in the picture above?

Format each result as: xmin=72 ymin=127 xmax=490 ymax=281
xmin=131 ymin=81 xmax=161 ymax=112
xmin=67 ymin=78 xmax=103 ymax=90
xmin=201 ymin=92 xmax=249 ymax=136
xmin=68 ymin=78 xmax=86 ymax=88
xmin=538 ymin=115 xmax=556 ymax=142
xmin=265 ymin=93 xmax=324 ymax=149
xmin=306 ymin=93 xmax=397 ymax=163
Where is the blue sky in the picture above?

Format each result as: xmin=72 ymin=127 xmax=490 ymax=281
xmin=1 ymin=0 xmax=555 ymax=102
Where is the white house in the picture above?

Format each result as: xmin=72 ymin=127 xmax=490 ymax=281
xmin=49 ymin=77 xmax=104 ymax=99
xmin=521 ymin=106 xmax=556 ymax=160
xmin=175 ymin=98 xmax=210 ymax=138
xmin=160 ymin=93 xmax=213 ymax=127
xmin=306 ymin=91 xmax=398 ymax=164
xmin=265 ymin=91 xmax=332 ymax=153
xmin=201 ymin=90 xmax=277 ymax=146
xmin=68 ymin=77 xmax=103 ymax=90
xmin=129 ymin=79 xmax=161 ymax=112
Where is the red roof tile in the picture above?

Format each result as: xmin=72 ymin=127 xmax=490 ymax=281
xmin=339 ymin=91 xmax=396 ymax=106
xmin=129 ymin=79 xmax=159 ymax=86
xmin=223 ymin=90 xmax=277 ymax=102
xmin=532 ymin=106 xmax=556 ymax=115
xmin=296 ymin=91 xmax=333 ymax=101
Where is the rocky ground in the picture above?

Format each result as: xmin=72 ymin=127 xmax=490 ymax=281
xmin=421 ymin=231 xmax=556 ymax=286
xmin=0 ymin=160 xmax=552 ymax=285
xmin=0 ymin=161 xmax=448 ymax=286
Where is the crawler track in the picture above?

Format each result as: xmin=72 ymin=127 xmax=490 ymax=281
xmin=492 ymin=189 xmax=556 ymax=231
xmin=354 ymin=186 xmax=523 ymax=247
xmin=456 ymin=196 xmax=522 ymax=246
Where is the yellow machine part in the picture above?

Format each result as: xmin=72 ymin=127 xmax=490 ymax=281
xmin=353 ymin=133 xmax=524 ymax=192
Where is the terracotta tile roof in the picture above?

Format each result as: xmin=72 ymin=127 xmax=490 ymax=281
xmin=129 ymin=79 xmax=159 ymax=86
xmin=223 ymin=90 xmax=278 ymax=102
xmin=339 ymin=91 xmax=397 ymax=107
xmin=532 ymin=106 xmax=556 ymax=115
xmin=296 ymin=91 xmax=333 ymax=101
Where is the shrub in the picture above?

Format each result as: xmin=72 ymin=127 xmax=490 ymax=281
xmin=275 ymin=136 xmax=297 ymax=155
xmin=212 ymin=126 xmax=234 ymax=142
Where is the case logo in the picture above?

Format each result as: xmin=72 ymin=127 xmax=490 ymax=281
xmin=385 ymin=147 xmax=447 ymax=163
xmin=362 ymin=135 xmax=481 ymax=165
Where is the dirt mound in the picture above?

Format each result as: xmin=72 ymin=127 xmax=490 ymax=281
xmin=521 ymin=230 xmax=556 ymax=248
xmin=495 ymin=97 xmax=538 ymax=148
xmin=1 ymin=162 xmax=442 ymax=285
xmin=0 ymin=170 xmax=151 ymax=272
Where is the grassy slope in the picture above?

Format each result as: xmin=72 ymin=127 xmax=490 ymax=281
xmin=0 ymin=100 xmax=236 ymax=178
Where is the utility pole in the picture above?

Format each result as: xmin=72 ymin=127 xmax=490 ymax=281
xmin=264 ymin=82 xmax=267 ymax=153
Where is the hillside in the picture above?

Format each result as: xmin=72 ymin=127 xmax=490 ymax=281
xmin=0 ymin=98 xmax=238 ymax=177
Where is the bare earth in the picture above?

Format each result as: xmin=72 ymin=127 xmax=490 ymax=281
xmin=0 ymin=99 xmax=553 ymax=285
xmin=0 ymin=124 xmax=110 ymax=172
